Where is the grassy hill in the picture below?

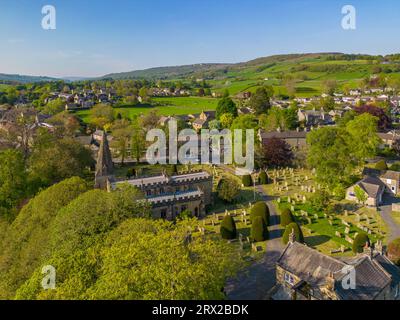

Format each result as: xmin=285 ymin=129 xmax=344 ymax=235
xmin=0 ymin=73 xmax=58 ymax=83
xmin=101 ymin=53 xmax=400 ymax=98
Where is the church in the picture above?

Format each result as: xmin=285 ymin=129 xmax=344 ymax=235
xmin=94 ymin=131 xmax=213 ymax=220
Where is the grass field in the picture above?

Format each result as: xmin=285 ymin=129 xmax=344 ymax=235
xmin=76 ymin=96 xmax=219 ymax=122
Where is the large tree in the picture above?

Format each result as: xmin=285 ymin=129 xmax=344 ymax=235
xmin=111 ymin=119 xmax=133 ymax=165
xmin=216 ymin=97 xmax=237 ymax=119
xmin=249 ymin=87 xmax=272 ymax=115
xmin=258 ymin=138 xmax=293 ymax=168
xmin=355 ymin=104 xmax=391 ymax=131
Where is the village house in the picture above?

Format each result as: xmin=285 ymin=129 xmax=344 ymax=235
xmin=272 ymin=237 xmax=400 ymax=300
xmin=297 ymin=108 xmax=333 ymax=127
xmin=191 ymin=111 xmax=216 ymax=131
xmin=258 ymin=128 xmax=308 ymax=150
xmin=346 ymin=169 xmax=400 ymax=206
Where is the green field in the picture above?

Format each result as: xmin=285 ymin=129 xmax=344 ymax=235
xmin=76 ymin=96 xmax=218 ymax=122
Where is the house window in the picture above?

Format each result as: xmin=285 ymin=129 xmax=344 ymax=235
xmin=284 ymin=273 xmax=294 ymax=285
xmin=392 ymin=186 xmax=396 ymax=192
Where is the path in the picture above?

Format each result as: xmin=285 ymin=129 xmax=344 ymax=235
xmin=225 ymin=185 xmax=285 ymax=300
xmin=380 ymin=195 xmax=400 ymax=243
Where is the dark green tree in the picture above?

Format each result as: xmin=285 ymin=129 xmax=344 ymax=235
xmin=251 ymin=216 xmax=268 ymax=242
xmin=282 ymin=222 xmax=304 ymax=244
xmin=216 ymin=97 xmax=237 ymax=119
xmin=280 ymin=208 xmax=294 ymax=227
xmin=249 ymin=87 xmax=272 ymax=115
xmin=220 ymin=215 xmax=237 ymax=240
xmin=353 ymin=233 xmax=370 ymax=253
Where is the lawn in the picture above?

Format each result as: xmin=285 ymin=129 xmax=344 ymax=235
xmin=75 ymin=96 xmax=218 ymax=122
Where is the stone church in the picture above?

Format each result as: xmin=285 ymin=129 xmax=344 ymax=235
xmin=94 ymin=131 xmax=213 ymax=220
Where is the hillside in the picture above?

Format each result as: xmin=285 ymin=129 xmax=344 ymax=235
xmin=0 ymin=73 xmax=58 ymax=83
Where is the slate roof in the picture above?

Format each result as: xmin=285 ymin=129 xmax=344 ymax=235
xmin=356 ymin=176 xmax=386 ymax=199
xmin=277 ymin=242 xmax=400 ymax=300
xmin=381 ymin=170 xmax=400 ymax=182
xmin=259 ymin=130 xmax=307 ymax=141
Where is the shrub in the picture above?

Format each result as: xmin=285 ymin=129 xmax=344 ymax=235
xmin=388 ymin=238 xmax=400 ymax=265
xmin=251 ymin=216 xmax=268 ymax=242
xmin=171 ymin=164 xmax=178 ymax=174
xmin=280 ymin=208 xmax=294 ymax=227
xmin=282 ymin=223 xmax=304 ymax=244
xmin=250 ymin=202 xmax=270 ymax=227
xmin=220 ymin=215 xmax=237 ymax=240
xmin=242 ymin=174 xmax=253 ymax=187
xmin=258 ymin=171 xmax=268 ymax=185
xmin=374 ymin=160 xmax=388 ymax=171
xmin=352 ymin=233 xmax=370 ymax=253
xmin=390 ymin=162 xmax=400 ymax=172
xmin=217 ymin=178 xmax=240 ymax=203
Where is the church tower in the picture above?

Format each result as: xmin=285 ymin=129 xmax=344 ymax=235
xmin=94 ymin=131 xmax=114 ymax=189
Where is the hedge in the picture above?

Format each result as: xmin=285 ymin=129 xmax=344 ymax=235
xmin=352 ymin=233 xmax=370 ymax=253
xmin=220 ymin=215 xmax=237 ymax=240
xmin=250 ymin=202 xmax=270 ymax=227
xmin=251 ymin=216 xmax=268 ymax=242
xmin=280 ymin=208 xmax=294 ymax=227
xmin=282 ymin=222 xmax=304 ymax=244
xmin=258 ymin=171 xmax=268 ymax=185
xmin=242 ymin=174 xmax=253 ymax=187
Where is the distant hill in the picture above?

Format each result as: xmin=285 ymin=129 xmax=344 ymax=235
xmin=101 ymin=63 xmax=232 ymax=80
xmin=0 ymin=73 xmax=58 ymax=83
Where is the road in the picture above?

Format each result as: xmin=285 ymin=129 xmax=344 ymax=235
xmin=380 ymin=196 xmax=400 ymax=243
xmin=225 ymin=185 xmax=285 ymax=300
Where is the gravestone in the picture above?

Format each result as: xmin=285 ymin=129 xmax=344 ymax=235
xmin=335 ymin=231 xmax=342 ymax=238
xmin=345 ymin=227 xmax=350 ymax=235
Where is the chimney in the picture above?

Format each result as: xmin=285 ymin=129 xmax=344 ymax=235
xmin=363 ymin=242 xmax=373 ymax=259
xmin=326 ymin=272 xmax=335 ymax=291
xmin=277 ymin=127 xmax=281 ymax=132
xmin=289 ymin=228 xmax=296 ymax=244
xmin=296 ymin=127 xmax=300 ymax=132
xmin=374 ymin=240 xmax=384 ymax=255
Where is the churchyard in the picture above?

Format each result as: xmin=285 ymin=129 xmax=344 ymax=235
xmin=263 ymin=167 xmax=388 ymax=256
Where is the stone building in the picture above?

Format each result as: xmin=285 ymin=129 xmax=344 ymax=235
xmin=272 ymin=236 xmax=400 ymax=300
xmin=111 ymin=171 xmax=213 ymax=220
xmin=94 ymin=132 xmax=213 ymax=219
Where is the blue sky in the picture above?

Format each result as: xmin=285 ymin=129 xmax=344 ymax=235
xmin=0 ymin=0 xmax=399 ymax=77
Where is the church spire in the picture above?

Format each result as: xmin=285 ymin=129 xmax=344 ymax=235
xmin=95 ymin=131 xmax=114 ymax=189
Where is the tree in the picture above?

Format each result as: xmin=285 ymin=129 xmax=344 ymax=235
xmin=250 ymin=202 xmax=270 ymax=227
xmin=258 ymin=138 xmax=294 ymax=168
xmin=0 ymin=177 xmax=89 ymax=299
xmin=220 ymin=113 xmax=234 ymax=129
xmin=307 ymin=127 xmax=355 ymax=188
xmin=28 ymin=135 xmax=94 ymax=187
xmin=354 ymin=185 xmax=368 ymax=205
xmin=345 ymin=113 xmax=380 ymax=164
xmin=242 ymin=174 xmax=253 ymax=187
xmin=0 ymin=150 xmax=26 ymax=216
xmin=352 ymin=233 xmax=370 ymax=253
xmin=374 ymin=160 xmax=388 ymax=171
xmin=280 ymin=208 xmax=294 ymax=227
xmin=208 ymin=120 xmax=221 ymax=130
xmin=258 ymin=171 xmax=268 ymax=185
xmin=322 ymin=80 xmax=338 ymax=96
xmin=355 ymin=105 xmax=391 ymax=131
xmin=248 ymin=87 xmax=271 ymax=115
xmin=111 ymin=119 xmax=133 ymax=165
xmin=310 ymin=191 xmax=331 ymax=212
xmin=140 ymin=110 xmax=159 ymax=130
xmin=131 ymin=119 xmax=146 ymax=162
xmin=282 ymin=223 xmax=304 ymax=244
xmin=216 ymin=97 xmax=237 ymax=119
xmin=14 ymin=218 xmax=243 ymax=300
xmin=89 ymin=104 xmax=114 ymax=129
xmin=177 ymin=209 xmax=193 ymax=221
xmin=388 ymin=238 xmax=400 ymax=265
xmin=251 ymin=216 xmax=268 ymax=242
xmin=42 ymin=98 xmax=65 ymax=115
xmin=220 ymin=215 xmax=237 ymax=240
xmin=217 ymin=177 xmax=240 ymax=203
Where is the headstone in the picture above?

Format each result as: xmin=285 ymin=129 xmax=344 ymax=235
xmin=335 ymin=231 xmax=342 ymax=238
xmin=341 ymin=245 xmax=346 ymax=253
xmin=345 ymin=235 xmax=354 ymax=244
xmin=314 ymin=214 xmax=319 ymax=220
xmin=345 ymin=227 xmax=350 ymax=235
xmin=291 ymin=206 xmax=295 ymax=212
xmin=329 ymin=220 xmax=333 ymax=226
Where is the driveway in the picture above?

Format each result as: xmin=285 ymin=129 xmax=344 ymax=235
xmin=225 ymin=185 xmax=285 ymax=300
xmin=380 ymin=196 xmax=400 ymax=243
